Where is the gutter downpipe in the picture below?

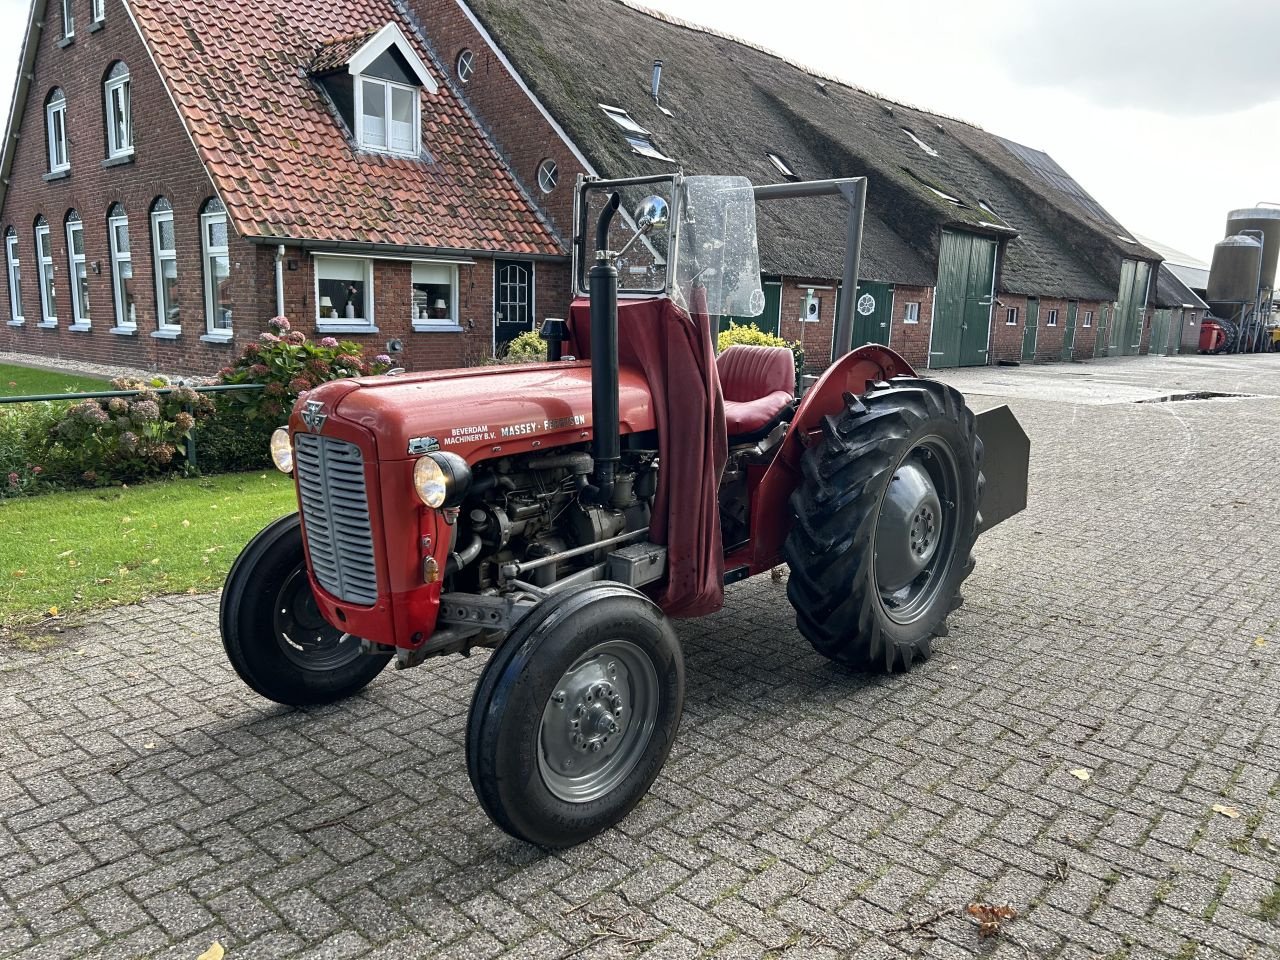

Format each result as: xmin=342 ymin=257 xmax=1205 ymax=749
xmin=274 ymin=245 xmax=286 ymax=318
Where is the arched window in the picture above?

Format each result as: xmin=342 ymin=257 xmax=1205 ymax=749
xmin=34 ymin=215 xmax=56 ymax=324
xmin=65 ymin=210 xmax=90 ymax=328
xmin=200 ymin=198 xmax=231 ymax=336
xmin=45 ymin=89 xmax=69 ymax=173
xmin=151 ymin=198 xmax=180 ymax=330
xmin=4 ymin=227 xmax=22 ymax=324
xmin=107 ymin=203 xmax=136 ymax=329
xmin=104 ymin=62 xmax=132 ymax=159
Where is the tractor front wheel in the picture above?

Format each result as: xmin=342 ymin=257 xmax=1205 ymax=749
xmin=467 ymin=582 xmax=684 ymax=848
xmin=220 ymin=514 xmax=391 ymax=706
xmin=784 ymin=378 xmax=983 ymax=671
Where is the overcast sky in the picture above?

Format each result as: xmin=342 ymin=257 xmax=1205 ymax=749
xmin=2 ymin=0 xmax=1275 ymax=262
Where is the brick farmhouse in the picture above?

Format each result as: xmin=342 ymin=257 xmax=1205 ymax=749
xmin=1 ymin=0 xmax=1197 ymax=376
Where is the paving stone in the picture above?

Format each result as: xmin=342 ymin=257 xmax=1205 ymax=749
xmin=3 ymin=354 xmax=1280 ymax=958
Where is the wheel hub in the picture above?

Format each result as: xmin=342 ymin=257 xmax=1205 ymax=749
xmin=875 ymin=461 xmax=944 ymax=592
xmin=538 ymin=641 xmax=659 ymax=803
xmin=272 ymin=567 xmax=363 ymax=672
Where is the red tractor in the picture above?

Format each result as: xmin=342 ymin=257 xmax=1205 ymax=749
xmin=222 ymin=174 xmax=1029 ymax=848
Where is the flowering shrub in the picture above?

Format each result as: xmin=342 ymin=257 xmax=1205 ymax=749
xmin=218 ymin=317 xmax=393 ymax=423
xmin=42 ymin=379 xmax=216 ymax=484
xmin=499 ymin=330 xmax=549 ymax=364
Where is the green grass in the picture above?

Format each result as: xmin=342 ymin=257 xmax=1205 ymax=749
xmin=0 ymin=472 xmax=295 ymax=630
xmin=0 ymin=362 xmax=114 ymax=398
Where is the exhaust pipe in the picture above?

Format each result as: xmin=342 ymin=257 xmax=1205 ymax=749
xmin=587 ymin=193 xmax=622 ymax=505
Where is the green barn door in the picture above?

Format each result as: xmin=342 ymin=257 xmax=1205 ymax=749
xmin=1129 ymin=262 xmax=1150 ymax=355
xmin=850 ymin=281 xmax=894 ymax=347
xmin=719 ymin=277 xmax=781 ymax=337
xmin=1022 ymin=298 xmax=1039 ymax=361
xmin=932 ymin=231 xmax=997 ymax=368
xmin=1061 ymin=301 xmax=1078 ymax=360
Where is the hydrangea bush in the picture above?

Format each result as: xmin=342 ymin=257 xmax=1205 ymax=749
xmin=217 ymin=317 xmax=393 ymax=423
xmin=45 ymin=379 xmax=216 ymax=484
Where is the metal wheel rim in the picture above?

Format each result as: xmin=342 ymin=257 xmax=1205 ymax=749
xmin=272 ymin=567 xmax=363 ymax=672
xmin=537 ymin=639 xmax=661 ymax=804
xmin=872 ymin=436 xmax=960 ymax=625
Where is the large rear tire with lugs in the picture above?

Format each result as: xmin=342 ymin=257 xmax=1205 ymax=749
xmin=783 ymin=378 xmax=983 ymax=671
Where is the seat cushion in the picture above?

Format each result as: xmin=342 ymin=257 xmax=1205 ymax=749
xmin=717 ymin=345 xmax=796 ymax=402
xmin=723 ymin=390 xmax=794 ymax=436
xmin=717 ymin=344 xmax=795 ymax=436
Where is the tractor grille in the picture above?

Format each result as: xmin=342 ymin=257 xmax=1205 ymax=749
xmin=293 ymin=433 xmax=379 ymax=606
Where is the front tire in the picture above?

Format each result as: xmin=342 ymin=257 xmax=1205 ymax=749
xmin=784 ymin=378 xmax=983 ymax=671
xmin=220 ymin=514 xmax=390 ymax=706
xmin=467 ymin=582 xmax=684 ymax=849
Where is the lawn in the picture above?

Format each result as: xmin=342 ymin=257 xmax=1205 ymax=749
xmin=0 ymin=362 xmax=114 ymax=397
xmin=0 ymin=472 xmax=296 ymax=629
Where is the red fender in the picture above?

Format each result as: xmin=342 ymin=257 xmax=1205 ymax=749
xmin=732 ymin=345 xmax=916 ymax=575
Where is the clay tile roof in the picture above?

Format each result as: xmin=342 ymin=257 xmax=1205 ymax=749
xmin=126 ymin=0 xmax=561 ymax=257
xmin=309 ymin=29 xmax=380 ymax=75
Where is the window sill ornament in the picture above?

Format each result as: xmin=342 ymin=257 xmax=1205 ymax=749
xmin=319 ymin=295 xmax=336 ymax=319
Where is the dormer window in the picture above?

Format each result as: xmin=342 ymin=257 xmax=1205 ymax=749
xmin=310 ymin=23 xmax=438 ymax=160
xmin=358 ymin=78 xmax=418 ymax=156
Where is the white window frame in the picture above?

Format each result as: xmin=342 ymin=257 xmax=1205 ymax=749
xmin=108 ymin=208 xmax=135 ymax=330
xmin=151 ymin=202 xmax=180 ymax=332
xmin=903 ymin=301 xmax=921 ymax=324
xmin=201 ymin=203 xmax=231 ymax=338
xmin=314 ymin=255 xmax=376 ymax=332
xmin=46 ymin=93 xmax=69 ymax=173
xmin=354 ymin=76 xmax=420 ymax=158
xmin=5 ymin=231 xmax=22 ymax=324
xmin=411 ymin=260 xmax=460 ymax=331
xmin=1046 ymin=308 xmax=1059 ymax=327
xmin=1083 ymin=310 xmax=1093 ymax=328
xmin=104 ymin=67 xmax=133 ymax=159
xmin=91 ymin=0 xmax=104 ymax=23
xmin=65 ymin=214 xmax=90 ymax=329
xmin=35 ymin=221 xmax=56 ymax=326
xmin=61 ymin=0 xmax=74 ymax=38
xmin=1005 ymin=306 xmax=1018 ymax=326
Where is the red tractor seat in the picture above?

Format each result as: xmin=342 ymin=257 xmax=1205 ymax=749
xmin=717 ymin=345 xmax=797 ymax=438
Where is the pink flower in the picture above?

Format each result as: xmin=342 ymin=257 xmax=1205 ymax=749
xmin=31 ymin=466 xmax=42 ymax=475
xmin=268 ymin=316 xmax=291 ymax=332
xmin=259 ymin=332 xmax=280 ymax=343
xmin=6 ymin=473 xmax=17 ymax=487
xmin=286 ymin=331 xmax=306 ymax=345
xmin=288 ymin=377 xmax=311 ymax=393
xmin=319 ymin=337 xmax=339 ymax=348
xmin=374 ymin=354 xmax=392 ymax=365
xmin=249 ymin=364 xmax=270 ymax=377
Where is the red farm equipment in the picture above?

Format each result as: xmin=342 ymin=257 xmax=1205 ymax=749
xmin=222 ymin=174 xmax=1030 ymax=847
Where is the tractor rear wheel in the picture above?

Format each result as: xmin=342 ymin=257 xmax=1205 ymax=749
xmin=784 ymin=378 xmax=983 ymax=671
xmin=466 ymin=582 xmax=684 ymax=849
xmin=220 ymin=514 xmax=391 ymax=706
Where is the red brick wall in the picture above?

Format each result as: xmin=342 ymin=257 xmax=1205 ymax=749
xmin=1032 ymin=298 xmax=1067 ymax=362
xmin=991 ymin=294 xmax=1026 ymax=363
xmin=1072 ymin=301 xmax=1101 ymax=360
xmin=891 ymin=285 xmax=933 ymax=369
xmin=776 ymin=279 xmax=933 ymax=371
xmin=410 ymin=0 xmax=584 ymax=243
xmin=0 ymin=10 xmax=271 ymax=376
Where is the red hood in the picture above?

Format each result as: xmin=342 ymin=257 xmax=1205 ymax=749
xmin=293 ymin=361 xmax=655 ymax=462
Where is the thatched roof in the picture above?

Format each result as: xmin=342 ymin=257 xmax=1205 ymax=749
xmin=466 ymin=0 xmax=1157 ymax=299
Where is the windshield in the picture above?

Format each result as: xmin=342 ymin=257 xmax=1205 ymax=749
xmin=674 ymin=176 xmax=765 ymax=320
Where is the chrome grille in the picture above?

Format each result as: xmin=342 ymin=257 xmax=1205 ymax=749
xmin=293 ymin=433 xmax=379 ymax=606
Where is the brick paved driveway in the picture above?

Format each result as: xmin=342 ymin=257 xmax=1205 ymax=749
xmin=3 ymin=354 xmax=1280 ymax=959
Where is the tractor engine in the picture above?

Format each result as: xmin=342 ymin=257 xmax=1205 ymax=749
xmin=447 ymin=447 xmax=658 ymax=594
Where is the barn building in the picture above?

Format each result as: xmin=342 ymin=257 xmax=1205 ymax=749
xmin=2 ymin=0 xmax=1170 ymax=375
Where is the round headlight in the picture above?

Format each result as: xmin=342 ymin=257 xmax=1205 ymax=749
xmin=412 ymin=452 xmax=472 ymax=509
xmin=269 ymin=427 xmax=293 ymax=473
xmin=413 ymin=455 xmax=448 ymax=508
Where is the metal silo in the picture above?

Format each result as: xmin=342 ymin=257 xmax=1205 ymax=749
xmin=1225 ymin=207 xmax=1280 ymax=291
xmin=1206 ymin=234 xmax=1262 ymax=324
